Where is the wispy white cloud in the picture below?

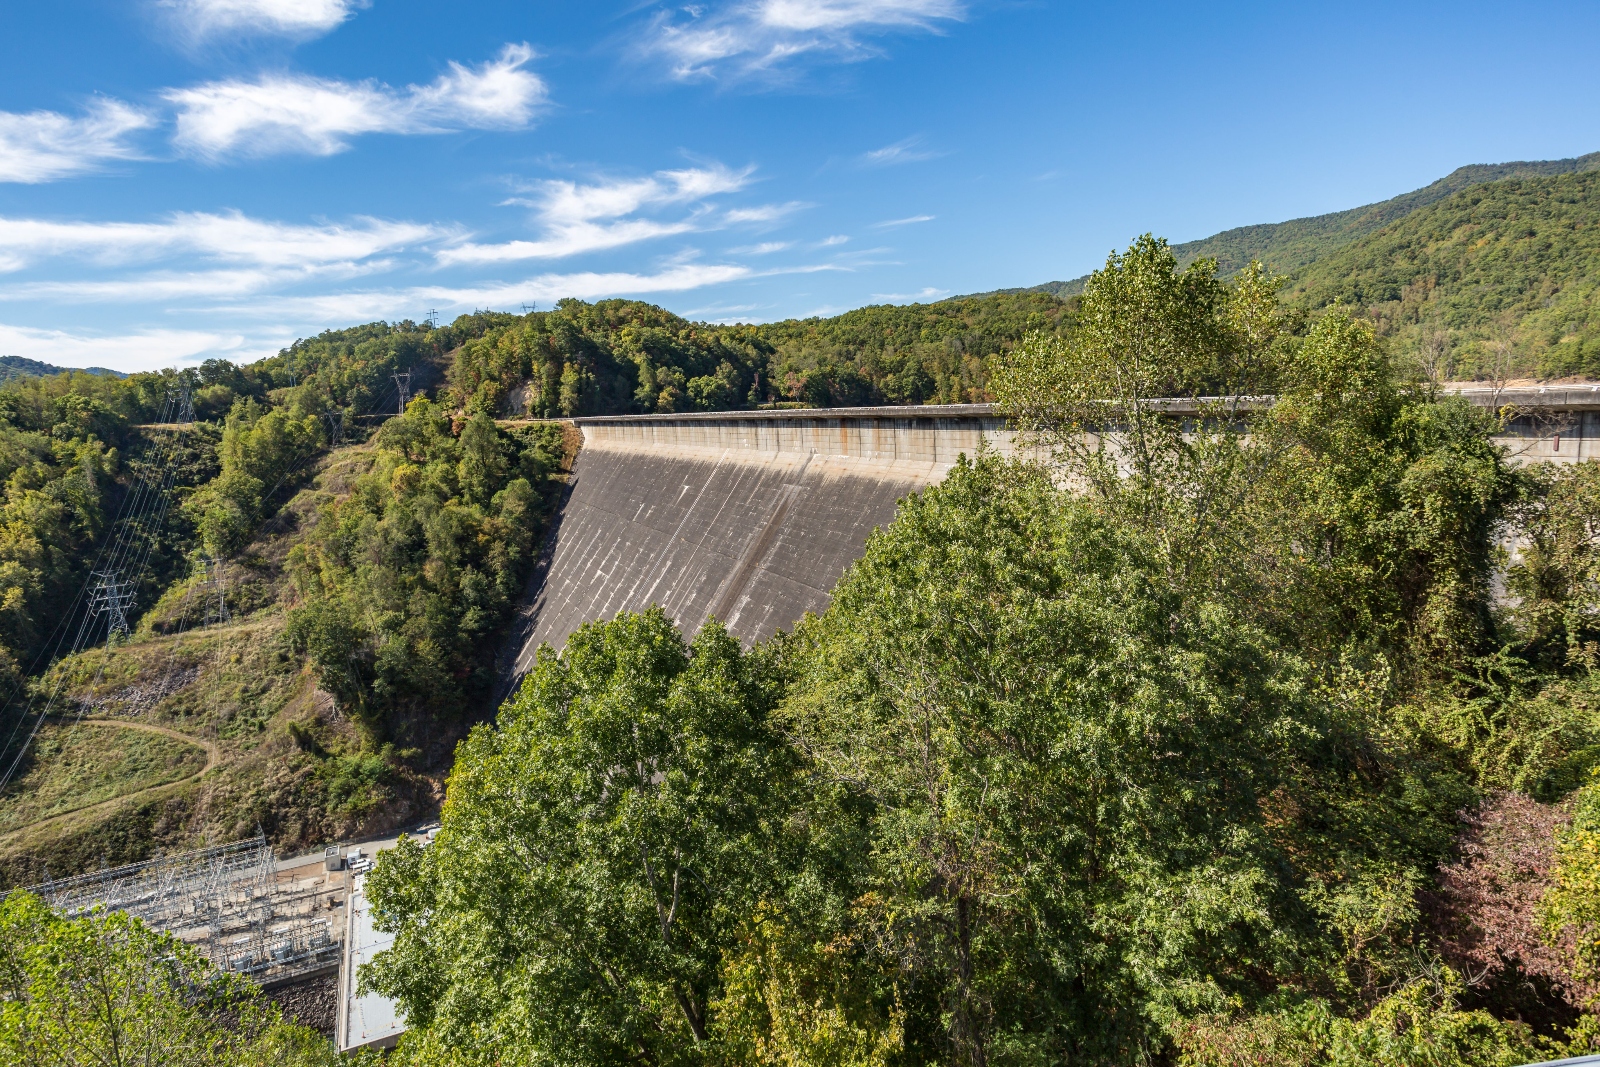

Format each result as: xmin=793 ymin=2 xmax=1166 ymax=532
xmin=200 ymin=262 xmax=761 ymax=326
xmin=162 ymin=0 xmax=367 ymax=40
xmin=861 ymin=135 xmax=938 ymax=166
xmin=728 ymin=241 xmax=792 ymax=255
xmin=639 ymin=0 xmax=964 ymax=81
xmin=873 ymin=214 xmax=934 ymax=228
xmin=439 ymin=164 xmax=763 ymax=265
xmin=0 ymin=322 xmax=247 ymax=373
xmin=723 ymin=201 xmax=808 ymax=224
xmin=167 ymin=43 xmax=545 ymax=158
xmin=0 ymin=101 xmax=153 ymax=183
xmin=0 ymin=212 xmax=444 ymax=274
xmin=818 ymin=234 xmax=850 ymax=246
xmin=870 ymin=286 xmax=948 ymax=302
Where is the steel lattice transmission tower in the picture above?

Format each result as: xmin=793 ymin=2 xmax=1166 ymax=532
xmin=392 ymin=371 xmax=411 ymax=415
xmin=89 ymin=571 xmax=135 ymax=640
xmin=197 ymin=557 xmax=231 ymax=628
xmin=324 ymin=410 xmax=345 ymax=447
xmin=176 ymin=383 xmax=195 ymax=424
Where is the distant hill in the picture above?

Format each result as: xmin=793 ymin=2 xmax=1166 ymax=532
xmin=0 ymin=356 xmax=125 ymax=383
xmin=992 ymin=150 xmax=1600 ymax=300
xmin=1285 ymin=168 xmax=1600 ymax=378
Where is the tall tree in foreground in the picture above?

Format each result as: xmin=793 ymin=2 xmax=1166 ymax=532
xmin=0 ymin=892 xmax=335 ymax=1067
xmin=362 ymin=611 xmax=800 ymax=1067
xmin=781 ymin=454 xmax=1324 ymax=1063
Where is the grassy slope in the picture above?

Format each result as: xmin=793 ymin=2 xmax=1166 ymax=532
xmin=1285 ymin=169 xmax=1600 ymax=378
xmin=0 ymin=722 xmax=205 ymax=833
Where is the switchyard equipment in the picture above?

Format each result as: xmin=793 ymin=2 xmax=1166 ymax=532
xmin=19 ymin=836 xmax=344 ymax=987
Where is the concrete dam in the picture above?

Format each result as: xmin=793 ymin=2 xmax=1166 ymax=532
xmin=500 ymin=386 xmax=1600 ymax=689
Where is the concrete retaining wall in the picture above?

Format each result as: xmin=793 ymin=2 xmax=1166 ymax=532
xmin=498 ymin=391 xmax=1600 ymax=693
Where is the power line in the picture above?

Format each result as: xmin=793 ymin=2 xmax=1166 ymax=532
xmin=0 ymin=390 xmax=194 ymax=792
xmin=197 ymin=558 xmax=231 ymax=629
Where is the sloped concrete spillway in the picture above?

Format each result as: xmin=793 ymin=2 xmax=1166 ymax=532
xmin=500 ymin=405 xmax=1017 ymax=685
xmin=499 ymin=388 xmax=1600 ymax=694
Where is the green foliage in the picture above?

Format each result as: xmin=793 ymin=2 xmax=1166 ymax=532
xmin=1168 ymin=153 xmax=1600 ymax=283
xmin=1287 ymin=169 xmax=1600 ymax=378
xmin=286 ymin=403 xmax=562 ymax=730
xmin=184 ymin=398 xmax=323 ymax=557
xmin=782 ymin=454 xmax=1323 ymax=1061
xmin=444 ymin=293 xmax=1073 ymax=418
xmin=0 ymin=890 xmax=337 ymax=1066
xmin=362 ymin=610 xmax=793 ymax=1067
xmin=1543 ymin=770 xmax=1600 ymax=994
xmin=755 ymin=291 xmax=1072 ymax=406
xmin=1508 ymin=460 xmax=1600 ymax=668
xmin=0 ymin=370 xmax=220 ymax=696
xmin=1018 ymin=153 xmax=1600 ymax=298
xmin=1177 ymin=967 xmax=1547 ymax=1067
xmin=997 ymin=236 xmax=1518 ymax=670
xmin=712 ymin=907 xmax=905 ymax=1067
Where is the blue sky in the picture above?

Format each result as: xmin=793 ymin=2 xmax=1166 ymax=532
xmin=1 ymin=1 xmax=1598 ymax=372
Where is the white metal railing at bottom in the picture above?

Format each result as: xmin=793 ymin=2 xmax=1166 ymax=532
xmin=1521 ymin=1055 xmax=1600 ymax=1066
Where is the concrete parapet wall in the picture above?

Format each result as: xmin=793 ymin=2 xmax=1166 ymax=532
xmin=498 ymin=393 xmax=1600 ymax=692
xmin=577 ymin=405 xmax=1018 ymax=474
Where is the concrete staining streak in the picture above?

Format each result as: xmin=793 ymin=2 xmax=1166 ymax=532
xmin=505 ymin=440 xmax=928 ymax=684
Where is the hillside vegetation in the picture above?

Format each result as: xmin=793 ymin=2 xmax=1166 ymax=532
xmin=1287 ymin=168 xmax=1600 ymax=379
xmin=1022 ymin=150 xmax=1600 ymax=298
xmin=0 ymin=355 xmax=123 ymax=382
xmin=444 ymin=289 xmax=1070 ymax=417
xmin=0 ymin=347 xmax=575 ymax=883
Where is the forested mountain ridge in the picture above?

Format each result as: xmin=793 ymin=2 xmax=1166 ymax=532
xmin=1015 ymin=150 xmax=1600 ymax=298
xmin=444 ymin=289 xmax=1071 ymax=416
xmin=0 ymin=355 xmax=124 ymax=382
xmin=1285 ymin=168 xmax=1600 ymax=378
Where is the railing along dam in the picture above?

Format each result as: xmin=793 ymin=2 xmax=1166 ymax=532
xmin=498 ymin=386 xmax=1600 ymax=689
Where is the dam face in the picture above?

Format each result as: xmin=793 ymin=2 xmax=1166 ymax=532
xmin=501 ymin=406 xmax=1014 ymax=684
xmin=500 ymin=389 xmax=1600 ymax=692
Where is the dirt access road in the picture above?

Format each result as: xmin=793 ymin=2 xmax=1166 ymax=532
xmin=0 ymin=718 xmax=218 ymax=843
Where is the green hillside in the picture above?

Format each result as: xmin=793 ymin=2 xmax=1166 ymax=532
xmin=1285 ymin=168 xmax=1600 ymax=378
xmin=1017 ymin=150 xmax=1600 ymax=300
xmin=0 ymin=355 xmax=124 ymax=383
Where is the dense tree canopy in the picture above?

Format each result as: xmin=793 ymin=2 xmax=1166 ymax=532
xmin=362 ymin=237 xmax=1600 ymax=1066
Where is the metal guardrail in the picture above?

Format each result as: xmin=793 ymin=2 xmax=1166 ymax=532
xmin=1519 ymin=1055 xmax=1600 ymax=1066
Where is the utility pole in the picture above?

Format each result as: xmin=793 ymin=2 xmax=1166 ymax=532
xmin=393 ymin=372 xmax=411 ymax=415
xmin=426 ymin=309 xmax=439 ymax=328
xmin=89 ymin=572 xmax=135 ymax=641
